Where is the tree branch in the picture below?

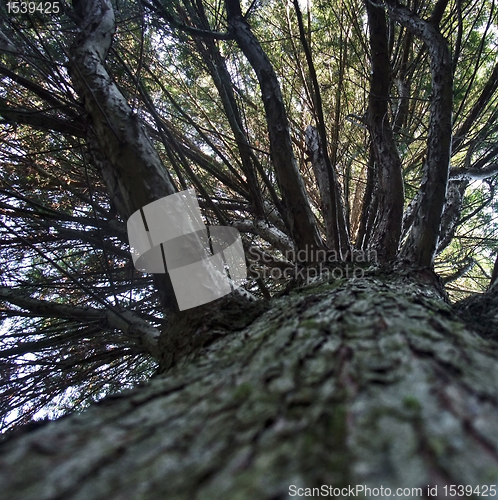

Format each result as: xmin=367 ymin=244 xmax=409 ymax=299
xmin=452 ymin=62 xmax=498 ymax=153
xmin=0 ymin=287 xmax=161 ymax=358
xmin=225 ymin=0 xmax=323 ymax=258
xmin=365 ymin=0 xmax=404 ymax=261
xmin=387 ymin=0 xmax=453 ymax=267
xmin=450 ymin=163 xmax=498 ymax=181
xmin=293 ymin=1 xmax=350 ymax=256
xmin=0 ymin=102 xmax=85 ymax=137
xmin=68 ymin=0 xmax=179 ymax=309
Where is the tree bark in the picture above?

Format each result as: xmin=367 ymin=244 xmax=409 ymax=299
xmin=2 ymin=272 xmax=498 ymax=499
xmin=452 ymin=62 xmax=498 ymax=154
xmin=68 ymin=0 xmax=187 ymax=310
xmin=355 ymin=144 xmax=378 ymax=252
xmin=69 ymin=0 xmax=176 ymax=220
xmin=177 ymin=0 xmax=265 ymax=219
xmin=305 ymin=125 xmax=340 ymax=250
xmin=436 ymin=180 xmax=467 ymax=254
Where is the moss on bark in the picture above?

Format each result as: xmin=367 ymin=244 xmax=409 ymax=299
xmin=1 ymin=273 xmax=498 ymax=499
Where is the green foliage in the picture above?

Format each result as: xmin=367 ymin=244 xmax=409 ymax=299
xmin=0 ymin=0 xmax=497 ymax=431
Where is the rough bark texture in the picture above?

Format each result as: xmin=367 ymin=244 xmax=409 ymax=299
xmin=69 ymin=0 xmax=188 ymax=310
xmin=69 ymin=0 xmax=176 ymax=219
xmin=436 ymin=180 xmax=467 ymax=254
xmin=187 ymin=1 xmax=265 ymax=218
xmin=2 ymin=272 xmax=498 ymax=499
xmin=305 ymin=126 xmax=339 ymax=248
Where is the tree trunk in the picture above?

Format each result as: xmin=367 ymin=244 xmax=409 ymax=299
xmin=305 ymin=125 xmax=339 ymax=249
xmin=2 ymin=272 xmax=498 ymax=499
xmin=69 ymin=0 xmax=176 ymax=220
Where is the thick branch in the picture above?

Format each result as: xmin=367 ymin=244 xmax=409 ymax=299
xmin=225 ymin=0 xmax=323 ymax=257
xmin=452 ymin=62 xmax=498 ymax=153
xmin=232 ymin=219 xmax=294 ymax=254
xmin=442 ymin=256 xmax=474 ymax=284
xmin=388 ymin=0 xmax=453 ymax=267
xmin=449 ymin=163 xmax=498 ymax=181
xmin=68 ymin=0 xmax=175 ymax=219
xmin=305 ymin=126 xmax=339 ymax=249
xmin=436 ymin=180 xmax=467 ymax=254
xmin=186 ymin=2 xmax=265 ymax=218
xmin=144 ymin=0 xmax=233 ymax=40
xmin=68 ymin=0 xmax=179 ymax=308
xmin=365 ymin=0 xmax=404 ymax=261
xmin=429 ymin=0 xmax=450 ymax=26
xmin=2 ymin=276 xmax=498 ymax=497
